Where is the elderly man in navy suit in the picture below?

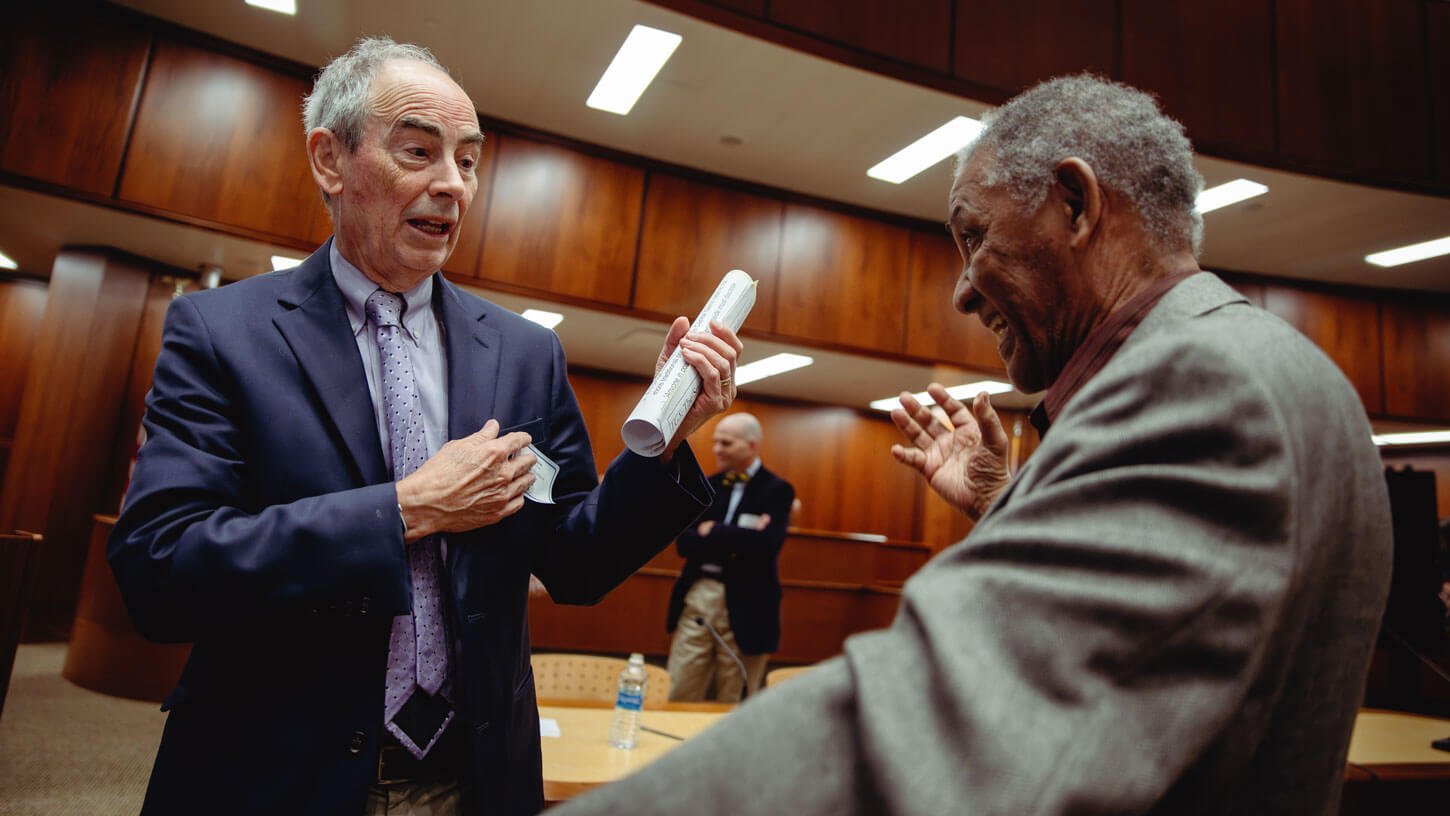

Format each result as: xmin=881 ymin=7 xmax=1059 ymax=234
xmin=109 ymin=36 xmax=739 ymax=816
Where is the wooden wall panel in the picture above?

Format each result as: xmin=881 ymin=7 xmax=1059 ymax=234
xmin=776 ymin=203 xmax=911 ymax=354
xmin=119 ymin=38 xmax=329 ymax=243
xmin=0 ymin=250 xmax=154 ymax=640
xmin=634 ymin=173 xmax=783 ymax=334
xmin=904 ymin=230 xmax=1004 ymax=374
xmin=770 ymin=0 xmax=953 ymax=72
xmin=747 ymin=403 xmax=921 ymax=541
xmin=479 ymin=136 xmax=644 ymax=306
xmin=1121 ymin=0 xmax=1274 ymax=155
xmin=1430 ymin=1 xmax=1450 ymax=186
xmin=953 ymin=0 xmax=1115 ymax=94
xmin=1262 ymin=284 xmax=1383 ymax=413
xmin=0 ymin=6 xmax=150 ymax=196
xmin=0 ymin=279 xmax=48 ymax=485
xmin=1381 ymin=297 xmax=1450 ymax=421
xmin=99 ymin=276 xmax=193 ymax=516
xmin=1276 ymin=0 xmax=1430 ymax=180
xmin=440 ymin=133 xmax=500 ymax=280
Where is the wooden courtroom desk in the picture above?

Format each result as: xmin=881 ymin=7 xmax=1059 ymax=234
xmin=1346 ymin=708 xmax=1450 ymax=779
xmin=539 ymin=703 xmax=728 ymax=803
xmin=540 ymin=704 xmax=1450 ymax=806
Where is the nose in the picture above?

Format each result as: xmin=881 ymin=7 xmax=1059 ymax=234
xmin=429 ymin=157 xmax=469 ymax=203
xmin=952 ymin=264 xmax=979 ymax=315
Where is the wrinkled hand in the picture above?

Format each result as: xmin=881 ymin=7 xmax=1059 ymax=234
xmin=890 ymin=384 xmax=1011 ymax=521
xmin=752 ymin=513 xmax=771 ymax=531
xmin=395 ymin=419 xmax=536 ymax=540
xmin=657 ymin=317 xmax=743 ymax=463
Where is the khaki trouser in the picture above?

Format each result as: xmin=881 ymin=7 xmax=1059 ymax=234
xmin=666 ymin=577 xmax=769 ymax=702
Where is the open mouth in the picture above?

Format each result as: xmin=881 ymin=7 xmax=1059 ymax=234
xmin=407 ymin=218 xmax=453 ymax=236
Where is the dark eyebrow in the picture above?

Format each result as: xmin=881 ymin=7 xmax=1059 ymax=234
xmin=398 ymin=117 xmax=486 ymax=148
xmin=398 ymin=117 xmax=441 ymax=138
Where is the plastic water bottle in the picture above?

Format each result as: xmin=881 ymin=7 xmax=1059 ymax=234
xmin=609 ymin=652 xmax=648 ymax=749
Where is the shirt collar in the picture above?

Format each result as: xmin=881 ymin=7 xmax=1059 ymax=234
xmin=1030 ymin=270 xmax=1194 ymax=438
xmin=330 ymin=242 xmax=435 ymax=341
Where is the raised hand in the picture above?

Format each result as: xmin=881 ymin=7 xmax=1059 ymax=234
xmin=890 ymin=384 xmax=1011 ymax=521
xmin=395 ymin=418 xmax=537 ymax=539
xmin=657 ymin=317 xmax=743 ymax=462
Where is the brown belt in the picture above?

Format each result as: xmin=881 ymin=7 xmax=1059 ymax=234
xmin=376 ymin=728 xmax=464 ymax=785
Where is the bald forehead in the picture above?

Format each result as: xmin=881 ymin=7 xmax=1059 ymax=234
xmin=716 ymin=413 xmax=761 ymax=441
xmin=369 ymin=59 xmax=481 ymax=132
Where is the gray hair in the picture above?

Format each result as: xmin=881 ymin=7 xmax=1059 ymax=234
xmin=956 ymin=74 xmax=1204 ymax=256
xmin=302 ymin=38 xmax=450 ymax=207
xmin=302 ymin=36 xmax=448 ymax=151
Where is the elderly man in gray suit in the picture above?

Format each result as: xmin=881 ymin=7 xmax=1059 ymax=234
xmin=557 ymin=75 xmax=1392 ymax=815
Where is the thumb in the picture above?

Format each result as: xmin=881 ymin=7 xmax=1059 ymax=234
xmin=973 ymin=393 xmax=1008 ymax=454
xmin=477 ymin=418 xmax=500 ymax=440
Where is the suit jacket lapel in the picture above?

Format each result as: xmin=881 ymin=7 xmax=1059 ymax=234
xmin=435 ymin=274 xmax=502 ymax=441
xmin=272 ymin=241 xmax=388 ymax=485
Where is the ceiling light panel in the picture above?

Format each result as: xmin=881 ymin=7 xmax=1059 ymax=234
xmin=586 ymin=25 xmax=682 ymax=116
xmin=1371 ymin=430 xmax=1450 ymax=446
xmin=869 ymin=379 xmax=1013 ymax=411
xmin=1195 ymin=178 xmax=1268 ymax=214
xmin=522 ymin=309 xmax=565 ymax=329
xmin=245 ymin=0 xmax=296 ymax=15
xmin=734 ymin=353 xmax=814 ymax=385
xmin=1365 ymin=235 xmax=1450 ymax=268
xmin=867 ymin=116 xmax=983 ymax=184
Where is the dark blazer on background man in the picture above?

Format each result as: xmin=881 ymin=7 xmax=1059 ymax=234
xmin=108 ymin=241 xmax=712 ymax=816
xmin=666 ymin=465 xmax=794 ymax=655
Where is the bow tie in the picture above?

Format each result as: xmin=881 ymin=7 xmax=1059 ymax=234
xmin=722 ymin=471 xmax=751 ymax=487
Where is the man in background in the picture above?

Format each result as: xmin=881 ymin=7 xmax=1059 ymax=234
xmin=559 ymin=74 xmax=1391 ymax=815
xmin=666 ymin=413 xmax=795 ymax=702
xmin=109 ymin=36 xmax=739 ymax=816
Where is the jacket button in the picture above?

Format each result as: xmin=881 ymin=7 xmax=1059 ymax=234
xmin=347 ymin=731 xmax=366 ymax=754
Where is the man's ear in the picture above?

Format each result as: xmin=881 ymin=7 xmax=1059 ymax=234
xmin=1053 ymin=157 xmax=1102 ymax=250
xmin=306 ymin=128 xmax=345 ymax=198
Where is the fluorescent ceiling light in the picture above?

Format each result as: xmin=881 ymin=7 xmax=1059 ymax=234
xmin=0 ymin=250 xmax=16 ymax=271
xmin=271 ymin=255 xmax=303 ymax=271
xmin=1195 ymin=178 xmax=1268 ymax=214
xmin=867 ymin=117 xmax=983 ymax=184
xmin=521 ymin=309 xmax=564 ymax=329
xmin=734 ymin=353 xmax=813 ymax=386
xmin=1371 ymin=430 xmax=1450 ymax=446
xmin=245 ymin=0 xmax=296 ymax=14
xmin=870 ymin=379 xmax=1013 ymax=412
xmin=1365 ymin=235 xmax=1450 ymax=268
xmin=586 ymin=25 xmax=682 ymax=115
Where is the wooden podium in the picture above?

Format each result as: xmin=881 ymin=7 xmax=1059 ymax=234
xmin=62 ymin=515 xmax=189 ymax=702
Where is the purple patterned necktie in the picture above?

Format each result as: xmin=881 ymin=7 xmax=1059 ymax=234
xmin=366 ymin=289 xmax=453 ymax=759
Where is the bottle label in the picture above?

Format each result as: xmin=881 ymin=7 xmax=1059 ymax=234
xmin=616 ymin=689 xmax=643 ymax=711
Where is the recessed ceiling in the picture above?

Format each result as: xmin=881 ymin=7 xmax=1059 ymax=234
xmin=3 ymin=0 xmax=1447 ymax=428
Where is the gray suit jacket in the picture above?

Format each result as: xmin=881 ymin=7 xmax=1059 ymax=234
xmin=557 ymin=272 xmax=1392 ymax=815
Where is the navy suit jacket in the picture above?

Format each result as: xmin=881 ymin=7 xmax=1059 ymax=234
xmin=109 ymin=241 xmax=712 ymax=816
xmin=666 ymin=465 xmax=794 ymax=654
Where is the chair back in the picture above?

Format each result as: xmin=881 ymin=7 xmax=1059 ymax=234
xmin=765 ymin=664 xmax=814 ymax=688
xmin=531 ymin=652 xmax=671 ymax=708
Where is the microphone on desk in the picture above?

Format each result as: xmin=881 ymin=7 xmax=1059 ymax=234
xmin=695 ymin=616 xmax=750 ymax=701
